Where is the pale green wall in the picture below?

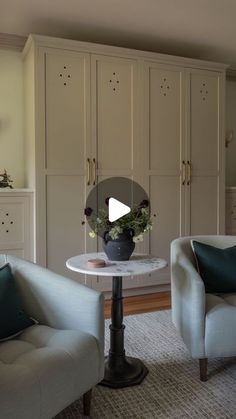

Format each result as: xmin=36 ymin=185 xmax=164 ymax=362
xmin=0 ymin=49 xmax=24 ymax=188
xmin=226 ymin=78 xmax=236 ymax=186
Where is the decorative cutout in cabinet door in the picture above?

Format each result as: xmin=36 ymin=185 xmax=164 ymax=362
xmin=109 ymin=71 xmax=120 ymax=92
xmin=0 ymin=209 xmax=16 ymax=238
xmin=160 ymin=77 xmax=171 ymax=97
xmin=199 ymin=82 xmax=209 ymax=102
xmin=59 ymin=64 xmax=72 ymax=87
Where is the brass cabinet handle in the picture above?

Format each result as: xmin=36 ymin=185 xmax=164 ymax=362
xmin=187 ymin=160 xmax=191 ymax=185
xmin=182 ymin=160 xmax=186 ymax=185
xmin=92 ymin=158 xmax=96 ymax=186
xmin=87 ymin=158 xmax=91 ymax=186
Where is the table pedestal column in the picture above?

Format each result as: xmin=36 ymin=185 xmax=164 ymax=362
xmin=100 ymin=276 xmax=148 ymax=388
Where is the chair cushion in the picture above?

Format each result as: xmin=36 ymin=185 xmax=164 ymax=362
xmin=0 ymin=264 xmax=36 ymax=341
xmin=205 ymin=293 xmax=236 ymax=357
xmin=191 ymin=240 xmax=236 ymax=293
xmin=0 ymin=325 xmax=101 ymax=419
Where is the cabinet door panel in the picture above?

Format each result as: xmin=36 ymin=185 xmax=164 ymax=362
xmin=148 ymin=175 xmax=183 ymax=285
xmin=45 ymin=51 xmax=89 ymax=170
xmin=92 ymin=55 xmax=138 ymax=172
xmin=147 ymin=65 xmax=184 ymax=174
xmin=189 ymin=71 xmax=221 ymax=174
xmin=46 ymin=175 xmax=87 ymax=283
xmin=142 ymin=62 xmax=185 ymax=288
xmin=226 ymin=190 xmax=236 ymax=234
xmin=0 ymin=195 xmax=33 ymax=261
xmin=189 ymin=176 xmax=218 ymax=235
xmin=0 ymin=202 xmax=24 ymax=244
xmin=91 ymin=56 xmax=139 ymax=291
xmin=186 ymin=69 xmax=224 ymax=235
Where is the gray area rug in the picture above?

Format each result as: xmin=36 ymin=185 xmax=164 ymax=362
xmin=56 ymin=310 xmax=236 ymax=418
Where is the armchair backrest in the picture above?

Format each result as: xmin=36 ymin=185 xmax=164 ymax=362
xmin=171 ymin=235 xmax=236 ymax=266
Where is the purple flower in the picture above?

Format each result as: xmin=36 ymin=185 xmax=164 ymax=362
xmin=139 ymin=199 xmax=149 ymax=208
xmin=105 ymin=197 xmax=110 ymax=206
xmin=84 ymin=207 xmax=93 ymax=216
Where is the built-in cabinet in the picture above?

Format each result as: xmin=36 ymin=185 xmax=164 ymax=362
xmin=0 ymin=190 xmax=34 ymax=261
xmin=23 ymin=34 xmax=227 ymax=294
xmin=225 ymin=76 xmax=236 ymax=236
xmin=226 ymin=187 xmax=236 ymax=234
xmin=141 ymin=64 xmax=225 ymax=285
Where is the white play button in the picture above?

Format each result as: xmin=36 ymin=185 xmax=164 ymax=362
xmin=108 ymin=198 xmax=131 ymax=222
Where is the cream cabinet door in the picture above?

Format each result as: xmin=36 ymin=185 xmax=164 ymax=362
xmin=90 ymin=54 xmax=140 ymax=291
xmin=141 ymin=62 xmax=185 ymax=287
xmin=185 ymin=69 xmax=224 ymax=235
xmin=38 ymin=48 xmax=93 ymax=283
xmin=226 ymin=188 xmax=236 ymax=234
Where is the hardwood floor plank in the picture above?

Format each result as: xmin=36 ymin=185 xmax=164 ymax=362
xmin=104 ymin=291 xmax=171 ymax=318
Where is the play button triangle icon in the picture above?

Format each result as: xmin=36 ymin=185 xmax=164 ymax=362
xmin=108 ymin=198 xmax=131 ymax=222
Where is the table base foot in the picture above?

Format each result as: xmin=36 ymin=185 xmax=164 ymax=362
xmin=99 ymin=355 xmax=148 ymax=388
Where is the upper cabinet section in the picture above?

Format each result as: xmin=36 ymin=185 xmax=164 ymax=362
xmin=43 ymin=49 xmax=90 ymax=171
xmin=187 ymin=69 xmax=223 ymax=175
xmin=91 ymin=55 xmax=138 ymax=172
xmin=144 ymin=63 xmax=184 ymax=174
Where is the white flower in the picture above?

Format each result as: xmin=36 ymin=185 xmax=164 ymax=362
xmin=133 ymin=234 xmax=144 ymax=243
xmin=89 ymin=230 xmax=96 ymax=238
xmin=144 ymin=223 xmax=152 ymax=232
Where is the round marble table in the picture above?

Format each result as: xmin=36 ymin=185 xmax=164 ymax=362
xmin=66 ymin=253 xmax=167 ymax=388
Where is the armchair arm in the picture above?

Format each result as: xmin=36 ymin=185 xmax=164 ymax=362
xmin=171 ymin=239 xmax=206 ymax=358
xmin=5 ymin=255 xmax=104 ymax=364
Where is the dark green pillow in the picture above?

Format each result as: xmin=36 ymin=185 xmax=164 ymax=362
xmin=191 ymin=240 xmax=236 ymax=293
xmin=0 ymin=263 xmax=36 ymax=341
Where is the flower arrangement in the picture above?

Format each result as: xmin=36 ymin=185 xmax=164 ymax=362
xmin=83 ymin=199 xmax=155 ymax=243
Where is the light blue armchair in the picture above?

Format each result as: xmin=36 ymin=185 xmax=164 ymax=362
xmin=0 ymin=254 xmax=104 ymax=419
xmin=171 ymin=235 xmax=236 ymax=381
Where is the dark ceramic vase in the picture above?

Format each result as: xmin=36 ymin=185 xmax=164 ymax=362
xmin=103 ymin=230 xmax=135 ymax=261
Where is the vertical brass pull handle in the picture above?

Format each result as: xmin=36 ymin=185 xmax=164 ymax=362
xmin=187 ymin=160 xmax=191 ymax=185
xmin=92 ymin=158 xmax=96 ymax=186
xmin=87 ymin=158 xmax=91 ymax=186
xmin=182 ymin=160 xmax=186 ymax=185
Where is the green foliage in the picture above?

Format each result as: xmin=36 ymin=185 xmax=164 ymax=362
xmin=84 ymin=203 xmax=155 ymax=242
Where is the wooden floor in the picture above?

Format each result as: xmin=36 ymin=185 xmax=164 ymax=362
xmin=104 ymin=291 xmax=171 ymax=318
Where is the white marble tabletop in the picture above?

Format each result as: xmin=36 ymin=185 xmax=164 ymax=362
xmin=66 ymin=252 xmax=167 ymax=277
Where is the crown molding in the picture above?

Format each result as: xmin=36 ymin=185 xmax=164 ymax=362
xmin=0 ymin=33 xmax=27 ymax=51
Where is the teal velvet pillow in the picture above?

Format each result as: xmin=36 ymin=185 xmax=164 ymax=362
xmin=191 ymin=240 xmax=236 ymax=293
xmin=0 ymin=263 xmax=36 ymax=341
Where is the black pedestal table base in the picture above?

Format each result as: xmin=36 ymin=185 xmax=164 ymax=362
xmin=101 ymin=355 xmax=148 ymax=388
xmin=100 ymin=276 xmax=149 ymax=388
